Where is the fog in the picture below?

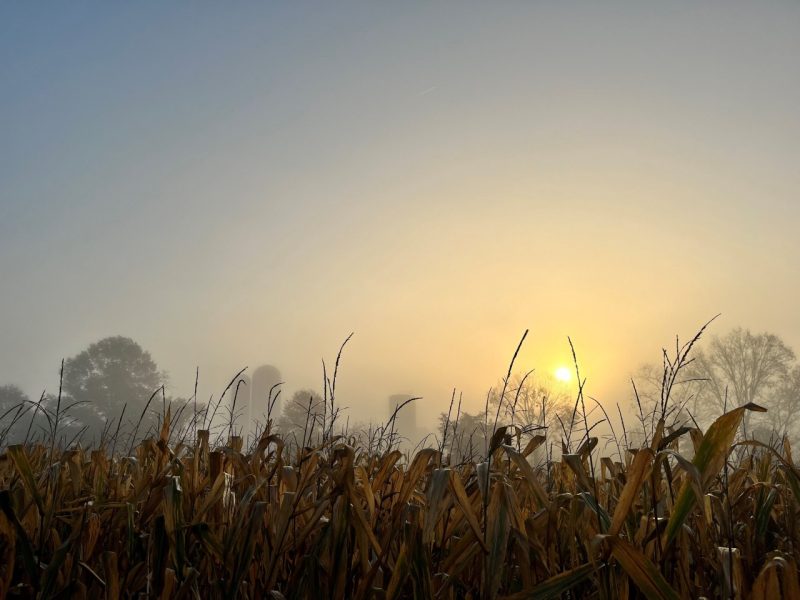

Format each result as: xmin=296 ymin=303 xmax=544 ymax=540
xmin=2 ymin=3 xmax=800 ymax=444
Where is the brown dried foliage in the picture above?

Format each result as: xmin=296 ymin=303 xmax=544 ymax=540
xmin=1 ymin=404 xmax=800 ymax=599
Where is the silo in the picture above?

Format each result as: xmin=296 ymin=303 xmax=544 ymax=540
xmin=229 ymin=373 xmax=251 ymax=438
xmin=251 ymin=364 xmax=283 ymax=431
xmin=387 ymin=394 xmax=417 ymax=440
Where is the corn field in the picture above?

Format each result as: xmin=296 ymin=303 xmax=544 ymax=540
xmin=2 ymin=398 xmax=800 ymax=600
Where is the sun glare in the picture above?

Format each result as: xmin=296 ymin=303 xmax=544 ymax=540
xmin=555 ymin=366 xmax=572 ymax=383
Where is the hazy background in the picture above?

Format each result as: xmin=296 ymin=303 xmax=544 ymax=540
xmin=2 ymin=2 xmax=799 ymax=428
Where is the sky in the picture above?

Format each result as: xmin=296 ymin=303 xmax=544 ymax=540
xmin=2 ymin=3 xmax=799 ymax=429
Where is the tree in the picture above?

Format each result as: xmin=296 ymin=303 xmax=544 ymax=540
xmin=276 ymin=389 xmax=324 ymax=448
xmin=0 ymin=385 xmax=87 ymax=446
xmin=436 ymin=374 xmax=574 ymax=464
xmin=687 ymin=328 xmax=796 ymax=435
xmin=768 ymin=365 xmax=800 ymax=439
xmin=629 ymin=362 xmax=705 ymax=448
xmin=1 ymin=384 xmax=29 ymax=421
xmin=488 ymin=372 xmax=573 ymax=439
xmin=0 ymin=384 xmax=34 ymax=445
xmin=438 ymin=410 xmax=487 ymax=465
xmin=61 ymin=336 xmax=165 ymax=444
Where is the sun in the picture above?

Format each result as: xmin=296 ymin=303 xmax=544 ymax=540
xmin=555 ymin=366 xmax=572 ymax=383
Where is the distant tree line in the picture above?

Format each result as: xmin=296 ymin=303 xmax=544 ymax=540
xmin=632 ymin=327 xmax=800 ymax=446
xmin=0 ymin=336 xmax=367 ymax=452
xmin=437 ymin=373 xmax=575 ymax=465
xmin=0 ymin=336 xmax=200 ymax=449
xmin=6 ymin=326 xmax=797 ymax=454
xmin=433 ymin=326 xmax=800 ymax=464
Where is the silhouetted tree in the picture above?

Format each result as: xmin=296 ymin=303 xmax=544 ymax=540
xmin=0 ymin=384 xmax=90 ymax=446
xmin=629 ymin=362 xmax=703 ymax=449
xmin=60 ymin=336 xmax=165 ymax=443
xmin=438 ymin=411 xmax=487 ymax=464
xmin=488 ymin=373 xmax=573 ymax=439
xmin=277 ymin=389 xmax=324 ymax=448
xmin=687 ymin=328 xmax=796 ymax=435
xmin=631 ymin=328 xmax=799 ymax=443
xmin=0 ymin=384 xmax=29 ymax=419
xmin=0 ymin=384 xmax=34 ymax=445
xmin=768 ymin=364 xmax=800 ymax=439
